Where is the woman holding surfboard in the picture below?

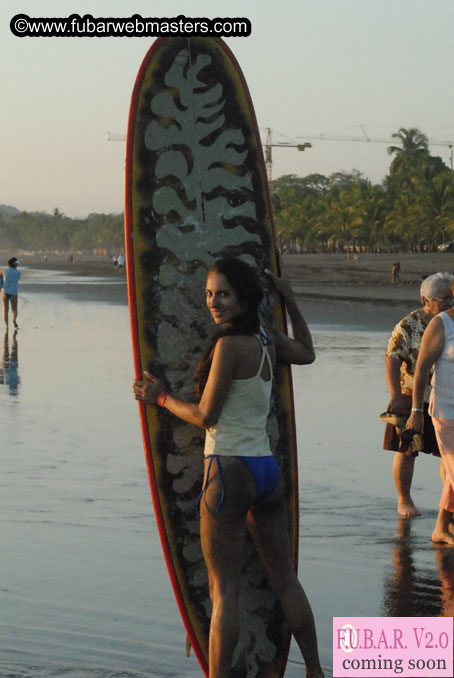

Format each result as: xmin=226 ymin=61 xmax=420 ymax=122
xmin=133 ymin=257 xmax=323 ymax=678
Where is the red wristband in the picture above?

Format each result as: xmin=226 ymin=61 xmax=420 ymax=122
xmin=157 ymin=391 xmax=168 ymax=407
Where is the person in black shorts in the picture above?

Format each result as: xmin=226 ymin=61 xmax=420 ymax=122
xmin=383 ymin=273 xmax=450 ymax=516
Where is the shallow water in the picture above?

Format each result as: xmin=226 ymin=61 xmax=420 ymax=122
xmin=1 ymin=272 xmax=451 ymax=678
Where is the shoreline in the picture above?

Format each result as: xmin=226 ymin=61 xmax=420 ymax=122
xmin=284 ymin=251 xmax=454 ymax=330
xmin=12 ymin=251 xmax=454 ymax=331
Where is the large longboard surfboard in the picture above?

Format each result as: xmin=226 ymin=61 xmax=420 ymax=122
xmin=125 ymin=37 xmax=298 ymax=678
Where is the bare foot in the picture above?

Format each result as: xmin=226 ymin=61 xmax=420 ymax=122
xmin=432 ymin=530 xmax=454 ymax=545
xmin=398 ymin=499 xmax=421 ymax=517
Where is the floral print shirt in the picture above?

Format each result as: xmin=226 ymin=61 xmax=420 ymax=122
xmin=386 ymin=308 xmax=432 ymax=401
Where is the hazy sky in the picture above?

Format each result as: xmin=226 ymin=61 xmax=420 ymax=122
xmin=2 ymin=0 xmax=454 ymax=217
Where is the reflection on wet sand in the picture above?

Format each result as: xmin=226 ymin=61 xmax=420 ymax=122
xmin=0 ymin=328 xmax=20 ymax=395
xmin=382 ymin=518 xmax=454 ymax=617
xmin=434 ymin=546 xmax=454 ymax=618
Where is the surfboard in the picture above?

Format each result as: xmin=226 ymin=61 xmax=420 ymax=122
xmin=125 ymin=37 xmax=299 ymax=678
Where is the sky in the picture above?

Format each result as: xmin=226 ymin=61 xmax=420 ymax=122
xmin=2 ymin=0 xmax=454 ymax=217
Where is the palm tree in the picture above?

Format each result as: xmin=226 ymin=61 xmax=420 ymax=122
xmin=387 ymin=127 xmax=429 ymax=156
xmin=316 ymin=183 xmax=366 ymax=253
xmin=409 ymin=171 xmax=454 ymax=248
xmin=387 ymin=128 xmax=429 ymax=181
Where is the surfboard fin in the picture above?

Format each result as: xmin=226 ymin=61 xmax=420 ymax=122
xmin=185 ymin=634 xmax=192 ymax=657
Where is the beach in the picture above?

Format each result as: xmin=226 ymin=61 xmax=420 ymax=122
xmin=283 ymin=250 xmax=454 ymax=331
xmin=1 ymin=253 xmax=454 ymax=678
xmin=15 ymin=249 xmax=454 ymax=320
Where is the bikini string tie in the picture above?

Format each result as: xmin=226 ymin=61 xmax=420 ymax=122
xmin=196 ymin=455 xmax=225 ymax=518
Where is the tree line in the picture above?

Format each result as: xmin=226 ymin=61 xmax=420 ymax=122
xmin=0 ymin=208 xmax=124 ymax=254
xmin=270 ymin=128 xmax=454 ymax=253
xmin=1 ymin=129 xmax=453 ymax=255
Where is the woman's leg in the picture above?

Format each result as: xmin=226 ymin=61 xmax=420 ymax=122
xmin=392 ymin=452 xmax=420 ymax=517
xmin=433 ymin=459 xmax=454 ymax=544
xmin=2 ymin=291 xmax=9 ymax=326
xmin=199 ymin=457 xmax=256 ymax=678
xmin=432 ymin=418 xmax=454 ymax=545
xmin=246 ymin=478 xmax=324 ymax=678
xmin=10 ymin=294 xmax=18 ymax=327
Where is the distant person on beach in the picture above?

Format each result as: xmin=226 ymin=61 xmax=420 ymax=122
xmin=407 ymin=272 xmax=454 ymax=544
xmin=391 ymin=261 xmax=400 ymax=284
xmin=133 ymin=257 xmax=324 ymax=678
xmin=383 ymin=274 xmax=448 ymax=517
xmin=1 ymin=257 xmax=21 ymax=329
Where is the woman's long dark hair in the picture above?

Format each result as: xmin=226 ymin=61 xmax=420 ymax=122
xmin=194 ymin=257 xmax=264 ymax=397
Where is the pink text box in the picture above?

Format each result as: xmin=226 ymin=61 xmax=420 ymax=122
xmin=333 ymin=617 xmax=453 ymax=677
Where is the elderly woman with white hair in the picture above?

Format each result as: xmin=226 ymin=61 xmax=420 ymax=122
xmin=383 ymin=273 xmax=453 ymax=516
xmin=407 ymin=272 xmax=454 ymax=544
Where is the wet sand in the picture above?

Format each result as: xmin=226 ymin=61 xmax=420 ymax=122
xmin=16 ymin=254 xmax=129 ymax=306
xmin=14 ymin=250 xmax=454 ymax=325
xmin=283 ymin=251 xmax=454 ymax=330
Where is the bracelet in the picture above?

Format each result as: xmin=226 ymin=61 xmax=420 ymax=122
xmin=157 ymin=391 xmax=169 ymax=407
xmin=411 ymin=407 xmax=423 ymax=413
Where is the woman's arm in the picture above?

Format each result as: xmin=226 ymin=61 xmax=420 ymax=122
xmin=406 ymin=316 xmax=445 ymax=431
xmin=133 ymin=336 xmax=238 ymax=428
xmin=384 ymin=319 xmax=409 ymax=413
xmin=266 ymin=264 xmax=315 ymax=365
xmin=385 ymin=354 xmax=407 ymax=413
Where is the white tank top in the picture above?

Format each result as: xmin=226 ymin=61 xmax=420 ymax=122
xmin=429 ymin=312 xmax=454 ymax=419
xmin=204 ymin=334 xmax=273 ymax=457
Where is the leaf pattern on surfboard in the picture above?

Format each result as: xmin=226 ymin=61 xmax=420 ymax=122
xmin=146 ymin=48 xmax=261 ymax=263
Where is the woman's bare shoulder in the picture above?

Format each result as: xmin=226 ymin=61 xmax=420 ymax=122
xmin=214 ymin=334 xmax=248 ymax=355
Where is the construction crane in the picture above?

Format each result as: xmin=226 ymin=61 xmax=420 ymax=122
xmin=297 ymin=126 xmax=454 ymax=169
xmin=107 ymin=132 xmax=126 ymax=142
xmin=263 ymin=128 xmax=311 ymax=179
xmin=107 ymin=129 xmax=312 ymax=180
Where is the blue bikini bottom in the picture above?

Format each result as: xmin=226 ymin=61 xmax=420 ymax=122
xmin=238 ymin=455 xmax=280 ymax=502
xmin=197 ymin=454 xmax=280 ymax=516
